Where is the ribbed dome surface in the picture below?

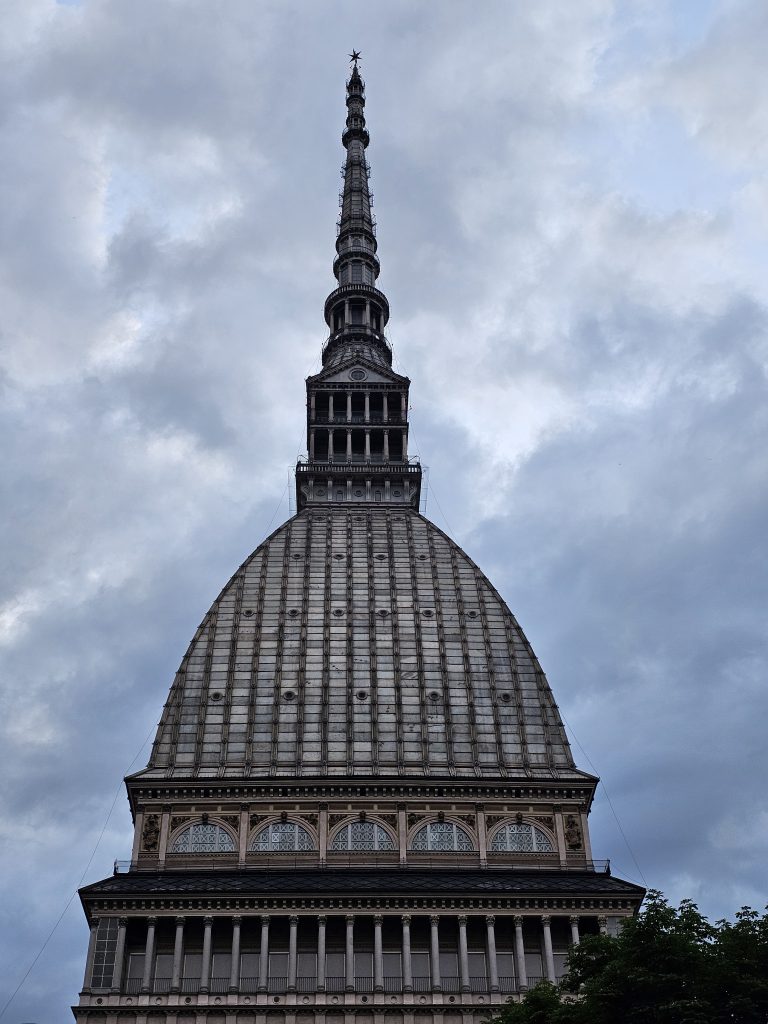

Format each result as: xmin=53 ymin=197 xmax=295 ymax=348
xmin=148 ymin=508 xmax=580 ymax=780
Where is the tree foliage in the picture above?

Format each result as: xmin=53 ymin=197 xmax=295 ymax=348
xmin=489 ymin=891 xmax=768 ymax=1024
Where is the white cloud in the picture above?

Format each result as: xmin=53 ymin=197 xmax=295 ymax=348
xmin=2 ymin=1 xmax=768 ymax=1020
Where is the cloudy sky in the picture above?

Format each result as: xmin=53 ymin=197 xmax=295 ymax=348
xmin=2 ymin=0 xmax=767 ymax=1019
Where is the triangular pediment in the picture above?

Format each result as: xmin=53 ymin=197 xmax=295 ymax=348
xmin=309 ymin=357 xmax=408 ymax=386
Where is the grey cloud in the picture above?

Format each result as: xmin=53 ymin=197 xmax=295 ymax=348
xmin=2 ymin=1 xmax=768 ymax=1021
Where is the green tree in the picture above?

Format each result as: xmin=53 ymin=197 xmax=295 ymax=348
xmin=487 ymin=891 xmax=768 ymax=1024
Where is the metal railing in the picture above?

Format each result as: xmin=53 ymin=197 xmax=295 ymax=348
xmin=209 ymin=976 xmax=230 ymax=993
xmin=116 ymin=856 xmax=609 ymax=873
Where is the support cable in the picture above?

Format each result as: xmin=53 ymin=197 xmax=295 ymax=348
xmin=0 ymin=724 xmax=156 ymax=1020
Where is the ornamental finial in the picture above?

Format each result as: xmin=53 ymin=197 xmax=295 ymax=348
xmin=349 ymin=50 xmax=362 ymax=67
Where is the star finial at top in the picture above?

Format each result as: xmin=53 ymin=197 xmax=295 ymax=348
xmin=349 ymin=50 xmax=362 ymax=66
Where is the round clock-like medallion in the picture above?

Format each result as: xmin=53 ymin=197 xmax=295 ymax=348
xmin=349 ymin=368 xmax=367 ymax=381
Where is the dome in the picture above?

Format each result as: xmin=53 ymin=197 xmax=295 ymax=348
xmin=146 ymin=508 xmax=583 ymax=780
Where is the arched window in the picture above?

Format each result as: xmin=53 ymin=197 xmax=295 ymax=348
xmin=330 ymin=821 xmax=396 ymax=852
xmin=410 ymin=821 xmax=474 ymax=853
xmin=170 ymin=822 xmax=236 ymax=854
xmin=250 ymin=821 xmax=315 ymax=853
xmin=490 ymin=822 xmax=554 ymax=853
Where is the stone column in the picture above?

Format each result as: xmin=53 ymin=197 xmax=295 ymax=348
xmin=81 ymin=920 xmax=99 ymax=992
xmin=111 ymin=918 xmax=127 ymax=993
xmin=581 ymin=811 xmax=593 ymax=862
xmin=374 ymin=915 xmax=384 ymax=992
xmin=541 ymin=916 xmax=556 ymax=983
xmin=328 ymin=394 xmax=335 ymax=422
xmin=345 ymin=915 xmax=355 ymax=991
xmin=346 ymin=429 xmax=352 ymax=461
xmin=382 ymin=394 xmax=388 ymax=423
xmin=319 ymin=806 xmax=329 ymax=866
xmin=158 ymin=807 xmax=171 ymax=868
xmin=287 ymin=915 xmax=298 ymax=992
xmin=476 ymin=806 xmax=488 ymax=866
xmin=317 ymin=916 xmax=327 ymax=992
xmin=365 ymin=429 xmax=371 ymax=460
xmin=402 ymin=428 xmax=408 ymax=460
xmin=383 ymin=430 xmax=389 ymax=462
xmin=309 ymin=430 xmax=316 ymax=461
xmin=130 ymin=810 xmax=144 ymax=867
xmin=554 ymin=810 xmax=567 ymax=867
xmin=429 ymin=915 xmax=441 ymax=992
xmin=200 ymin=916 xmax=213 ymax=993
xmin=513 ymin=916 xmax=527 ymax=992
xmin=401 ymin=915 xmax=413 ymax=993
xmin=569 ymin=916 xmax=580 ymax=946
xmin=397 ymin=806 xmax=407 ymax=866
xmin=171 ymin=917 xmax=185 ymax=993
xmin=364 ymin=393 xmax=370 ymax=423
xmin=401 ymin=392 xmax=407 ymax=419
xmin=258 ymin=916 xmax=270 ymax=992
xmin=458 ymin=916 xmax=470 ymax=993
xmin=598 ymin=916 xmax=608 ymax=936
xmin=141 ymin=916 xmax=157 ymax=993
xmin=238 ymin=806 xmax=249 ymax=867
xmin=229 ymin=916 xmax=242 ymax=993
xmin=328 ymin=429 xmax=335 ymax=461
xmin=310 ymin=393 xmax=316 ymax=420
xmin=485 ymin=915 xmax=499 ymax=993
xmin=346 ymin=391 xmax=352 ymax=423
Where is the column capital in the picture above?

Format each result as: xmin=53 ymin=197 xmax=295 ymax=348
xmin=401 ymin=914 xmax=411 ymax=925
xmin=232 ymin=915 xmax=242 ymax=926
xmin=569 ymin=915 xmax=580 ymax=925
xmin=429 ymin=914 xmax=440 ymax=926
xmin=146 ymin=915 xmax=158 ymax=926
xmin=175 ymin=916 xmax=185 ymax=927
xmin=89 ymin=919 xmax=100 ymax=932
xmin=374 ymin=914 xmax=383 ymax=926
xmin=513 ymin=915 xmax=524 ymax=927
xmin=117 ymin=916 xmax=128 ymax=927
xmin=346 ymin=913 xmax=355 ymax=924
xmin=457 ymin=915 xmax=467 ymax=927
xmin=541 ymin=915 xmax=552 ymax=926
xmin=261 ymin=914 xmax=270 ymax=926
xmin=485 ymin=914 xmax=495 ymax=926
xmin=317 ymin=915 xmax=327 ymax=926
xmin=203 ymin=916 xmax=214 ymax=926
xmin=289 ymin=914 xmax=299 ymax=925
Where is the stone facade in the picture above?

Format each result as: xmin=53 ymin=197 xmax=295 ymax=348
xmin=73 ymin=58 xmax=644 ymax=1024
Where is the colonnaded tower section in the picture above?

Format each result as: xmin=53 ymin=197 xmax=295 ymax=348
xmin=74 ymin=57 xmax=644 ymax=1024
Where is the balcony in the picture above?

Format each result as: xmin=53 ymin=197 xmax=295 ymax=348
xmin=114 ymin=856 xmax=610 ymax=874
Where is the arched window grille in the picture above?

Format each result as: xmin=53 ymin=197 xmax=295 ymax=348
xmin=410 ymin=821 xmax=475 ymax=853
xmin=250 ymin=821 xmax=316 ymax=853
xmin=170 ymin=822 xmax=236 ymax=854
xmin=490 ymin=822 xmax=554 ymax=853
xmin=330 ymin=821 xmax=395 ymax=852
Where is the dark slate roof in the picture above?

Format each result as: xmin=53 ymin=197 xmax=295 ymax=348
xmin=147 ymin=508 xmax=584 ymax=783
xmin=81 ymin=869 xmax=645 ymax=899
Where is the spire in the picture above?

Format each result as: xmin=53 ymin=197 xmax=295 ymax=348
xmin=323 ymin=53 xmax=391 ymax=368
xmin=296 ymin=59 xmax=421 ymax=514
